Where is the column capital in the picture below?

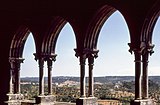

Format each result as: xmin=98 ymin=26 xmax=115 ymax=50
xmin=9 ymin=57 xmax=25 ymax=70
xmin=34 ymin=53 xmax=57 ymax=62
xmin=9 ymin=57 xmax=25 ymax=63
xmin=44 ymin=53 xmax=57 ymax=62
xmin=86 ymin=48 xmax=99 ymax=59
xmin=128 ymin=42 xmax=154 ymax=56
xmin=128 ymin=43 xmax=144 ymax=54
xmin=142 ymin=43 xmax=154 ymax=56
xmin=33 ymin=53 xmax=45 ymax=61
xmin=74 ymin=48 xmax=99 ymax=58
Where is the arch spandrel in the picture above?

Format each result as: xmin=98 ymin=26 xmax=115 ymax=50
xmin=141 ymin=0 xmax=160 ymax=45
xmin=42 ymin=17 xmax=67 ymax=54
xmin=84 ymin=5 xmax=131 ymax=50
xmin=9 ymin=26 xmax=29 ymax=57
xmin=9 ymin=26 xmax=31 ymax=58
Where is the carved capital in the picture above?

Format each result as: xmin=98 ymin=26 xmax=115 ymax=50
xmin=74 ymin=48 xmax=99 ymax=58
xmin=9 ymin=57 xmax=24 ymax=68
xmin=34 ymin=53 xmax=57 ymax=62
xmin=82 ymin=48 xmax=99 ymax=59
xmin=74 ymin=48 xmax=99 ymax=65
xmin=9 ymin=57 xmax=24 ymax=73
xmin=44 ymin=53 xmax=57 ymax=62
xmin=15 ymin=58 xmax=25 ymax=64
xmin=128 ymin=42 xmax=154 ymax=56
xmin=128 ymin=42 xmax=145 ymax=54
xmin=33 ymin=53 xmax=45 ymax=61
xmin=9 ymin=57 xmax=24 ymax=63
xmin=142 ymin=43 xmax=154 ymax=56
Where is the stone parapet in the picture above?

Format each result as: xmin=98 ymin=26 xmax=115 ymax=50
xmin=5 ymin=93 xmax=24 ymax=105
xmin=76 ymin=97 xmax=98 ymax=105
xmin=35 ymin=95 xmax=56 ymax=104
xmin=7 ymin=94 xmax=24 ymax=101
xmin=130 ymin=99 xmax=156 ymax=105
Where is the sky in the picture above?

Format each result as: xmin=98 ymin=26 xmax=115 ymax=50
xmin=21 ymin=11 xmax=160 ymax=77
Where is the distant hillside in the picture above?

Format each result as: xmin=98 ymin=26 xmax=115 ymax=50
xmin=21 ymin=76 xmax=160 ymax=85
xmin=94 ymin=76 xmax=134 ymax=83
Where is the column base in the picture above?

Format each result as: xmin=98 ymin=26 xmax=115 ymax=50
xmin=5 ymin=93 xmax=24 ymax=105
xmin=76 ymin=97 xmax=98 ymax=105
xmin=130 ymin=99 xmax=156 ymax=105
xmin=35 ymin=95 xmax=56 ymax=104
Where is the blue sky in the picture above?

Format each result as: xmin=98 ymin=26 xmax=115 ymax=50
xmin=21 ymin=11 xmax=160 ymax=77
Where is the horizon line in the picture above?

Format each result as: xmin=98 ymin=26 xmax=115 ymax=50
xmin=21 ymin=75 xmax=160 ymax=78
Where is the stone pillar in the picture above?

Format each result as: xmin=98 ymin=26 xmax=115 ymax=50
xmin=129 ymin=43 xmax=155 ymax=105
xmin=9 ymin=58 xmax=15 ymax=94
xmin=128 ymin=43 xmax=143 ymax=100
xmin=6 ymin=58 xmax=24 ymax=104
xmin=142 ymin=44 xmax=154 ymax=99
xmin=134 ymin=50 xmax=142 ymax=100
xmin=79 ymin=54 xmax=86 ymax=97
xmin=34 ymin=53 xmax=56 ymax=104
xmin=75 ymin=49 xmax=98 ymax=105
xmin=142 ymin=52 xmax=149 ymax=99
xmin=88 ymin=54 xmax=94 ymax=97
xmin=13 ymin=58 xmax=24 ymax=94
xmin=87 ymin=49 xmax=98 ymax=97
xmin=38 ymin=58 xmax=45 ymax=95
xmin=47 ymin=59 xmax=53 ymax=95
xmin=46 ymin=54 xmax=57 ymax=95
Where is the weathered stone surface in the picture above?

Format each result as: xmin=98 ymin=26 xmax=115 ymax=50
xmin=7 ymin=94 xmax=24 ymax=101
xmin=76 ymin=97 xmax=98 ymax=105
xmin=130 ymin=99 xmax=156 ymax=105
xmin=5 ymin=94 xmax=24 ymax=105
xmin=35 ymin=95 xmax=56 ymax=104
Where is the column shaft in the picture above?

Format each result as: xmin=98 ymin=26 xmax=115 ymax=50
xmin=88 ymin=55 xmax=94 ymax=97
xmin=39 ymin=59 xmax=44 ymax=95
xmin=14 ymin=67 xmax=20 ymax=93
xmin=9 ymin=69 xmax=13 ymax=94
xmin=80 ymin=56 xmax=86 ymax=97
xmin=47 ymin=60 xmax=53 ymax=95
xmin=134 ymin=51 xmax=142 ymax=100
xmin=142 ymin=52 xmax=149 ymax=99
xmin=9 ymin=60 xmax=14 ymax=94
xmin=14 ymin=60 xmax=22 ymax=94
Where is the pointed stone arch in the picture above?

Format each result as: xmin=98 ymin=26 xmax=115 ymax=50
xmin=85 ymin=5 xmax=132 ymax=50
xmin=9 ymin=25 xmax=33 ymax=58
xmin=141 ymin=0 xmax=160 ymax=44
xmin=84 ymin=5 xmax=116 ymax=49
xmin=42 ymin=17 xmax=67 ymax=54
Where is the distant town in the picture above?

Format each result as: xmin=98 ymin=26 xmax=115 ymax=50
xmin=20 ymin=76 xmax=160 ymax=104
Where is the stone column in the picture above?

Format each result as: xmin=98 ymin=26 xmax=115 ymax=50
xmin=38 ymin=58 xmax=45 ymax=95
xmin=47 ymin=59 xmax=53 ymax=95
xmin=79 ymin=54 xmax=86 ymax=97
xmin=87 ymin=49 xmax=98 ymax=97
xmin=134 ymin=50 xmax=142 ymax=100
xmin=9 ymin=58 xmax=15 ymax=94
xmin=75 ymin=49 xmax=98 ymax=105
xmin=34 ymin=53 xmax=45 ymax=95
xmin=142 ymin=44 xmax=154 ymax=99
xmin=128 ymin=43 xmax=143 ymax=100
xmin=14 ymin=58 xmax=24 ymax=94
xmin=142 ymin=52 xmax=149 ymax=99
xmin=46 ymin=54 xmax=57 ymax=95
xmin=88 ymin=54 xmax=94 ymax=97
